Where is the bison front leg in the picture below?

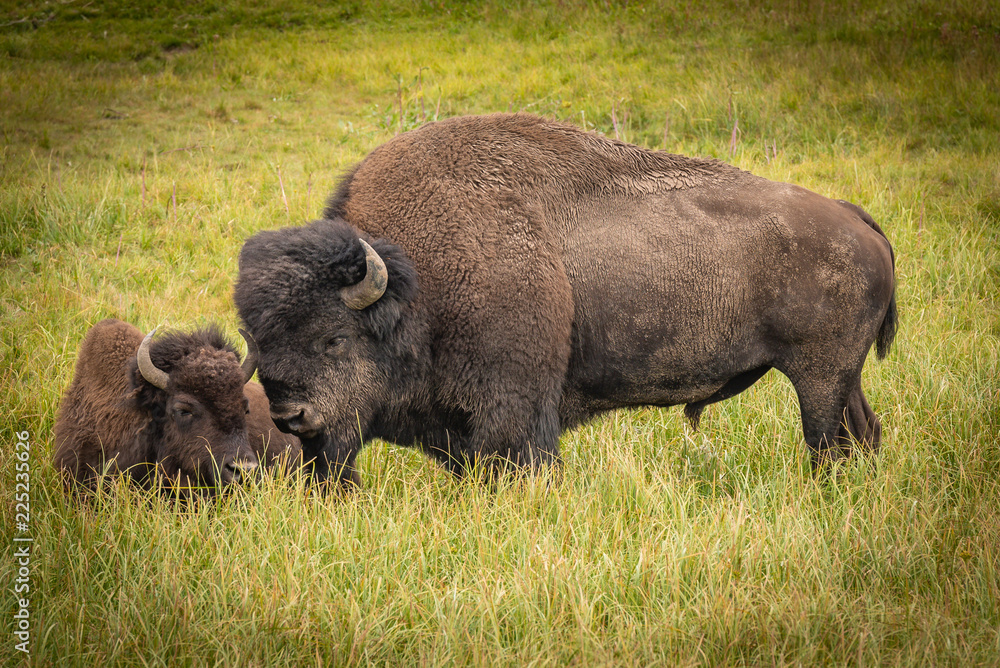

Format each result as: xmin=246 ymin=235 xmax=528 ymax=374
xmin=454 ymin=312 xmax=569 ymax=481
xmin=301 ymin=432 xmax=362 ymax=491
xmin=433 ymin=202 xmax=573 ymax=481
xmin=463 ymin=396 xmax=563 ymax=479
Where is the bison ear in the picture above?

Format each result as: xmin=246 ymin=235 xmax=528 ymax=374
xmin=358 ymin=238 xmax=418 ymax=340
xmin=125 ymin=357 xmax=166 ymax=415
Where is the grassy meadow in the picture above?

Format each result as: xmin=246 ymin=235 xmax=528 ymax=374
xmin=2 ymin=0 xmax=999 ymax=664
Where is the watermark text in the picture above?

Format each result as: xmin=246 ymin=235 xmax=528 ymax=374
xmin=12 ymin=430 xmax=32 ymax=655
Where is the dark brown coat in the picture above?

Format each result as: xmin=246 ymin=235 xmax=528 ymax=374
xmin=235 ymin=113 xmax=896 ymax=485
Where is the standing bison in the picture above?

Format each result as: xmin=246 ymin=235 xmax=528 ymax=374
xmin=54 ymin=319 xmax=301 ymax=494
xmin=235 ymin=113 xmax=896 ymax=487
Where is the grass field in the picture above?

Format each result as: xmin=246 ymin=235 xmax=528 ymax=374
xmin=2 ymin=0 xmax=999 ymax=665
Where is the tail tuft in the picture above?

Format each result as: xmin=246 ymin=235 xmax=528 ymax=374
xmin=876 ymin=291 xmax=897 ymax=360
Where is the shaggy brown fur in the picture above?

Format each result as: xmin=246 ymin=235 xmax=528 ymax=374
xmin=53 ymin=319 xmax=300 ymax=493
xmin=235 ymin=113 xmax=896 ymax=485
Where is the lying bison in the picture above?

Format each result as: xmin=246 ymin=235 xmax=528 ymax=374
xmin=234 ymin=113 xmax=896 ymax=487
xmin=54 ymin=318 xmax=301 ymax=493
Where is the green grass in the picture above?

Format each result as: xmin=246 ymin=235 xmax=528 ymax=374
xmin=2 ymin=1 xmax=999 ymax=665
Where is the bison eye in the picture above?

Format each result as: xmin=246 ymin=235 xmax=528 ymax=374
xmin=172 ymin=403 xmax=196 ymax=421
xmin=324 ymin=335 xmax=348 ymax=353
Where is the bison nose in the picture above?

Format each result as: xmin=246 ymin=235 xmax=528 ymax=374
xmin=270 ymin=403 xmax=322 ymax=438
xmin=222 ymin=457 xmax=259 ymax=484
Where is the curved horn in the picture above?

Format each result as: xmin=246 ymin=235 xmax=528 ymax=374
xmin=238 ymin=328 xmax=258 ymax=383
xmin=340 ymin=238 xmax=388 ymax=310
xmin=137 ymin=329 xmax=170 ymax=390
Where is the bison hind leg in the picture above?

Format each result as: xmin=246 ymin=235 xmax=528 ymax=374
xmin=794 ymin=374 xmax=883 ymax=473
xmin=838 ymin=385 xmax=882 ymax=460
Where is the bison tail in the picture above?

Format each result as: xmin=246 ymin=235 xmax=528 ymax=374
xmin=843 ymin=200 xmax=897 ymax=361
xmin=876 ymin=289 xmax=897 ymax=360
xmin=873 ymin=221 xmax=897 ymax=361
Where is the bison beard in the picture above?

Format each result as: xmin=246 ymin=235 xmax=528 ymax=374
xmin=234 ymin=113 xmax=897 ymax=488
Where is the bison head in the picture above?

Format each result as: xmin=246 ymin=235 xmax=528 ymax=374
xmin=233 ymin=219 xmax=420 ymax=482
xmin=128 ymin=326 xmax=262 ymax=492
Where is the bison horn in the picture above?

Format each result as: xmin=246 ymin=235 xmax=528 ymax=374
xmin=238 ymin=328 xmax=259 ymax=382
xmin=137 ymin=329 xmax=170 ymax=390
xmin=340 ymin=238 xmax=387 ymax=310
